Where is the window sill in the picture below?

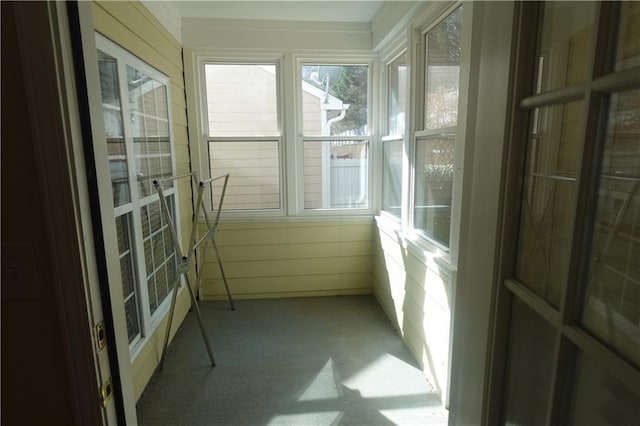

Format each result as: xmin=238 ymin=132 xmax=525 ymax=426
xmin=374 ymin=215 xmax=456 ymax=274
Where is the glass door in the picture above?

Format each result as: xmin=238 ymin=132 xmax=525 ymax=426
xmin=492 ymin=2 xmax=640 ymax=424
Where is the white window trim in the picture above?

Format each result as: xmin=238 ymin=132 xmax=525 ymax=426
xmin=379 ymin=40 xmax=409 ymax=224
xmin=294 ymin=54 xmax=377 ymax=216
xmin=186 ymin=51 xmax=288 ymax=219
xmin=185 ymin=50 xmax=379 ymax=219
xmin=95 ymin=33 xmax=182 ymax=360
xmin=406 ymin=2 xmax=469 ymax=267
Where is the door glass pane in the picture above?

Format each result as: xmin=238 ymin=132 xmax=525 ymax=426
xmin=388 ymin=53 xmax=407 ymax=136
xmin=615 ymin=1 xmax=640 ymax=71
xmin=516 ymin=101 xmax=585 ymax=308
xmin=301 ymin=64 xmax=369 ymax=136
xmin=209 ymin=140 xmax=280 ymax=210
xmin=580 ymin=89 xmax=640 ymax=367
xmin=567 ymin=351 xmax=640 ymax=425
xmin=128 ymin=66 xmax=173 ymax=198
xmin=303 ymin=140 xmax=369 ymax=210
xmin=205 ymin=64 xmax=279 ymax=137
xmin=535 ymin=2 xmax=596 ymax=92
xmin=115 ymin=213 xmax=140 ymax=343
xmin=423 ymin=6 xmax=462 ymax=131
xmin=382 ymin=139 xmax=403 ymax=218
xmin=503 ymin=298 xmax=556 ymax=426
xmin=414 ymin=134 xmax=454 ymax=247
xmin=97 ymin=51 xmax=129 ymax=207
xmin=141 ymin=195 xmax=175 ymax=315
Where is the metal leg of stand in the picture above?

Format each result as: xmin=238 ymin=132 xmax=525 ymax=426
xmin=184 ymin=275 xmax=216 ymax=367
xmin=212 ymin=238 xmax=235 ymax=310
xmin=158 ymin=272 xmax=182 ymax=371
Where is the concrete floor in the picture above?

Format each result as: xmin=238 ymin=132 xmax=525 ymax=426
xmin=137 ymin=295 xmax=448 ymax=425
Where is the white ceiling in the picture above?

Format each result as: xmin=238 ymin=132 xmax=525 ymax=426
xmin=173 ymin=0 xmax=384 ymax=23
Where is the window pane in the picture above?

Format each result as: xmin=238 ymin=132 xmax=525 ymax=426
xmin=382 ymin=139 xmax=403 ymax=218
xmin=128 ymin=66 xmax=173 ymax=197
xmin=414 ymin=134 xmax=454 ymax=247
xmin=116 ymin=213 xmax=140 ymax=343
xmin=615 ymin=1 xmax=640 ymax=71
xmin=388 ymin=53 xmax=407 ymax=136
xmin=301 ymin=64 xmax=369 ymax=136
xmin=205 ymin=64 xmax=278 ymax=137
xmin=141 ymin=195 xmax=175 ymax=315
xmin=516 ymin=101 xmax=585 ymax=308
xmin=97 ymin=51 xmax=130 ymax=207
xmin=567 ymin=351 xmax=640 ymax=425
xmin=124 ymin=296 xmax=141 ymax=343
xmin=209 ymin=141 xmax=281 ymax=210
xmin=424 ymin=6 xmax=462 ymax=131
xmin=580 ymin=89 xmax=640 ymax=367
xmin=503 ymin=299 xmax=556 ymax=426
xmin=535 ymin=2 xmax=596 ymax=93
xmin=303 ymin=140 xmax=368 ymax=210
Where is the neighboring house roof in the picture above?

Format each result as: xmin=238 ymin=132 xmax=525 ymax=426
xmin=301 ymin=80 xmax=347 ymax=111
xmin=258 ymin=65 xmax=347 ymax=111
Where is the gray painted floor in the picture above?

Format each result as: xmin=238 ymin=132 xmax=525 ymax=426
xmin=137 ymin=295 xmax=448 ymax=426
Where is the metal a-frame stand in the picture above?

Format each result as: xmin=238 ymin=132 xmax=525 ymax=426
xmin=154 ymin=172 xmax=235 ymax=371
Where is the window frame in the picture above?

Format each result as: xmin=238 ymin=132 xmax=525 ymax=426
xmin=294 ymin=55 xmax=377 ymax=216
xmin=95 ymin=33 xmax=181 ymax=358
xmin=189 ymin=53 xmax=287 ymax=219
xmin=408 ymin=2 xmax=468 ymax=264
xmin=380 ymin=44 xmax=409 ymax=223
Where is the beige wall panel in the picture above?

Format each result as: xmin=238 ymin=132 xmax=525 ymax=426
xmin=197 ymin=221 xmax=374 ymax=298
xmin=373 ymin=219 xmax=453 ymax=403
xmin=377 ymin=227 xmax=405 ymax=265
xmin=182 ymin=20 xmax=371 ymax=51
xmin=171 ymin=83 xmax=186 ymax=108
xmin=202 ymin=273 xmax=373 ymax=299
xmin=172 ymin=102 xmax=189 ymax=127
xmin=130 ymin=1 xmax=182 ymax=50
xmin=202 ymin=255 xmax=373 ymax=280
xmin=215 ymin=240 xmax=373 ymax=262
xmin=95 ymin=0 xmax=182 ymax=68
xmin=213 ymin=222 xmax=374 ymax=246
xmin=175 ymin=137 xmax=191 ymax=159
xmin=402 ymin=293 xmax=450 ymax=397
xmin=173 ymin=126 xmax=189 ymax=146
xmin=93 ymin=5 xmax=184 ymax=87
xmin=401 ymin=314 xmax=441 ymax=394
xmin=131 ymin=289 xmax=191 ymax=400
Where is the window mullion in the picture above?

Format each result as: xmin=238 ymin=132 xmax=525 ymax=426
xmin=119 ymin=58 xmax=153 ymax=337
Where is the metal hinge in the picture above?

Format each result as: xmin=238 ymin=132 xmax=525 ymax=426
xmin=95 ymin=320 xmax=106 ymax=350
xmin=100 ymin=378 xmax=113 ymax=407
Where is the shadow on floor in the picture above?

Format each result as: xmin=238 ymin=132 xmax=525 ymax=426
xmin=137 ymin=295 xmax=448 ymax=425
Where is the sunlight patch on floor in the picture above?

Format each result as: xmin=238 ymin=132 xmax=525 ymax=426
xmin=297 ymin=358 xmax=343 ymax=402
xmin=342 ymin=353 xmax=429 ymax=398
xmin=267 ymin=411 xmax=343 ymax=426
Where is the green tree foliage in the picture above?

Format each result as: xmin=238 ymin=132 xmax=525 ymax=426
xmin=329 ymin=66 xmax=368 ymax=135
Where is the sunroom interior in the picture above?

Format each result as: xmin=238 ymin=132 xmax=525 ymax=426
xmin=2 ymin=1 xmax=639 ymax=425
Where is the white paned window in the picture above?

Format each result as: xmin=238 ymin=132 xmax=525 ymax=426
xmin=203 ymin=63 xmax=282 ymax=211
xmin=382 ymin=51 xmax=407 ymax=219
xmin=97 ymin=35 xmax=178 ymax=351
xmin=299 ymin=63 xmax=372 ymax=211
xmin=414 ymin=6 xmax=463 ymax=248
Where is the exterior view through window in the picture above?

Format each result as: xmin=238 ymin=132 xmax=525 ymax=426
xmin=414 ymin=6 xmax=462 ymax=247
xmin=301 ymin=64 xmax=370 ymax=209
xmin=382 ymin=52 xmax=407 ymax=219
xmin=204 ymin=63 xmax=281 ymax=211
